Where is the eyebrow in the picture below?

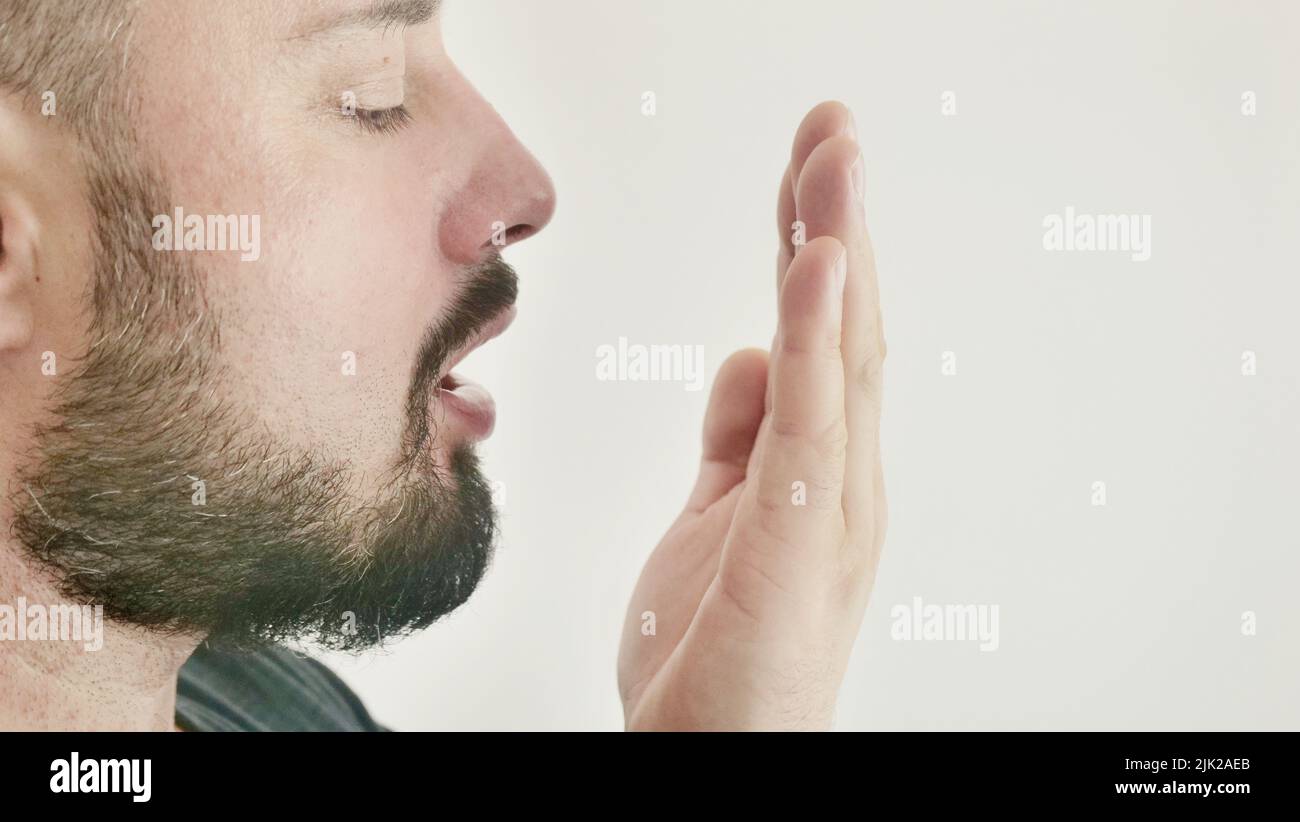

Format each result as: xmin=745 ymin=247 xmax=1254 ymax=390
xmin=290 ymin=0 xmax=441 ymax=40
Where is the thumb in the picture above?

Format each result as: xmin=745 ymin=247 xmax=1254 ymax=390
xmin=685 ymin=348 xmax=768 ymax=514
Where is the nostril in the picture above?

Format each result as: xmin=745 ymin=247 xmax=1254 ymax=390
xmin=505 ymin=224 xmax=536 ymax=245
xmin=482 ymin=223 xmax=536 ymax=250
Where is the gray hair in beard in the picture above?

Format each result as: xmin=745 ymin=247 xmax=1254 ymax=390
xmin=9 ymin=133 xmax=518 ymax=652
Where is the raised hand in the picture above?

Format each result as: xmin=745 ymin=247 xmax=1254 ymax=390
xmin=618 ymin=101 xmax=887 ymax=730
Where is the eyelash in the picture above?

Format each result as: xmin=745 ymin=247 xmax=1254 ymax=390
xmin=351 ymin=104 xmax=413 ymax=136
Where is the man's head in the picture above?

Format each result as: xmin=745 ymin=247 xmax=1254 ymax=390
xmin=0 ymin=0 xmax=555 ymax=650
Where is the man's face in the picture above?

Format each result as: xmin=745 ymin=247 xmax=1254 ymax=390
xmin=7 ymin=0 xmax=555 ymax=649
xmin=138 ymin=0 xmax=554 ymax=481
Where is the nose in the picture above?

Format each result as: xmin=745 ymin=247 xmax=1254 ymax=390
xmin=437 ymin=81 xmax=557 ymax=265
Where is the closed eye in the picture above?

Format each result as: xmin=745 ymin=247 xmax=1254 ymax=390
xmin=350 ymin=104 xmax=413 ymax=136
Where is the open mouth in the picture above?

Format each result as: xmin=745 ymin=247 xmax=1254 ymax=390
xmin=436 ymin=304 xmax=518 ymax=386
xmin=428 ymin=305 xmax=517 ymax=443
xmin=438 ymin=372 xmax=462 ymax=391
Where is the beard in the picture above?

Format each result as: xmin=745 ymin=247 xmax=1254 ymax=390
xmin=9 ymin=141 xmax=516 ymax=653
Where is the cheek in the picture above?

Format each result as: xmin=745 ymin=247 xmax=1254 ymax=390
xmin=295 ymin=171 xmax=452 ymax=391
xmin=207 ymin=164 xmax=457 ymax=474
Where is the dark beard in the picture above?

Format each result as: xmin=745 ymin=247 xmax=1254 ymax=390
xmin=9 ymin=141 xmax=517 ymax=653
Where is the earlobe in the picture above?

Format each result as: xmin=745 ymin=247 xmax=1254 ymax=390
xmin=0 ymin=197 xmax=40 ymax=352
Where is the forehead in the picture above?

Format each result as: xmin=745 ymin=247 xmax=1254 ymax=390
xmin=137 ymin=0 xmax=439 ymax=50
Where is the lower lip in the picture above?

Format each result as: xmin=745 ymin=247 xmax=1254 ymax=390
xmin=437 ymin=373 xmax=496 ymax=442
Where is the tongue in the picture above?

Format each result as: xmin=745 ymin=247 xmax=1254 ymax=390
xmin=439 ymin=375 xmax=496 ymax=440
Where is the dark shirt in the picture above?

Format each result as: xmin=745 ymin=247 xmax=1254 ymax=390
xmin=175 ymin=643 xmax=389 ymax=732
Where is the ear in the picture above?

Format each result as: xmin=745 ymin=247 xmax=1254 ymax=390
xmin=0 ymin=88 xmax=101 ymax=389
xmin=0 ymin=193 xmax=39 ymax=353
xmin=0 ymin=88 xmax=45 ymax=354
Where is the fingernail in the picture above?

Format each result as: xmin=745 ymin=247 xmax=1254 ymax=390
xmin=845 ymin=109 xmax=858 ymax=140
xmin=833 ymin=248 xmax=847 ymax=295
xmin=850 ymin=153 xmax=864 ymax=203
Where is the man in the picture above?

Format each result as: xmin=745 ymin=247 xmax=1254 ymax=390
xmin=0 ymin=0 xmax=885 ymax=730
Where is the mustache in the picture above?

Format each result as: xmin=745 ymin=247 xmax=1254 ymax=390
xmin=400 ymin=254 xmax=519 ymax=468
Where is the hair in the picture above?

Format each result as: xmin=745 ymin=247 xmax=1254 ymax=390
xmin=4 ymin=1 xmax=510 ymax=651
xmin=0 ymin=0 xmax=135 ymax=140
xmin=0 ymin=0 xmax=197 ymax=347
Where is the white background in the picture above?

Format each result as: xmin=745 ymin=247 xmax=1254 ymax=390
xmin=323 ymin=0 xmax=1300 ymax=730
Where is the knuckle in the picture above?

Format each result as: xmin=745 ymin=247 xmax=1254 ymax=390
xmin=754 ymin=486 xmax=787 ymax=518
xmin=803 ymin=475 xmax=843 ymax=512
xmin=770 ymin=415 xmax=803 ymax=440
xmin=778 ymin=327 xmax=842 ymax=360
xmin=717 ymin=544 xmax=797 ymax=615
xmin=750 ymin=499 xmax=798 ymax=550
xmin=814 ymin=419 xmax=852 ymax=464
xmin=771 ymin=416 xmax=849 ymax=464
xmin=856 ymin=346 xmax=885 ymax=403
